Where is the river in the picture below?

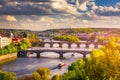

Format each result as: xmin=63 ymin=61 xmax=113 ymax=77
xmin=0 ymin=50 xmax=90 ymax=77
xmin=0 ymin=40 xmax=97 ymax=77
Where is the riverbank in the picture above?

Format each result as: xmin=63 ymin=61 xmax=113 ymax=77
xmin=0 ymin=53 xmax=17 ymax=64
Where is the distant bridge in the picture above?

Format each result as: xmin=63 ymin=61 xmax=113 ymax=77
xmin=40 ymin=41 xmax=104 ymax=49
xmin=17 ymin=48 xmax=91 ymax=58
xmin=39 ymin=37 xmax=104 ymax=49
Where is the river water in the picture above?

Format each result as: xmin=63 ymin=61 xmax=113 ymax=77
xmin=0 ymin=40 xmax=98 ymax=77
xmin=0 ymin=50 xmax=90 ymax=77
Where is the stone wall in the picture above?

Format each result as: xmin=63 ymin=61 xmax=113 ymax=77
xmin=0 ymin=53 xmax=17 ymax=64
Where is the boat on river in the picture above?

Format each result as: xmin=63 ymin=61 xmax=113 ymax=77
xmin=57 ymin=63 xmax=66 ymax=69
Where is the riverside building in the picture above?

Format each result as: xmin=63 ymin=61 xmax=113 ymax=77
xmin=0 ymin=36 xmax=12 ymax=48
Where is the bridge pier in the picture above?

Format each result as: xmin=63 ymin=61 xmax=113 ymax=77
xmin=17 ymin=51 xmax=21 ymax=57
xmin=83 ymin=54 xmax=86 ymax=58
xmin=37 ymin=53 xmax=40 ymax=58
xmin=94 ymin=44 xmax=98 ymax=49
xmin=17 ymin=51 xmax=27 ymax=57
xmin=59 ymin=43 xmax=62 ymax=48
xmin=86 ymin=44 xmax=89 ymax=49
xmin=59 ymin=52 xmax=64 ymax=58
xmin=68 ymin=43 xmax=71 ymax=48
xmin=77 ymin=44 xmax=79 ymax=48
xmin=50 ymin=43 xmax=53 ymax=47
xmin=40 ymin=43 xmax=44 ymax=47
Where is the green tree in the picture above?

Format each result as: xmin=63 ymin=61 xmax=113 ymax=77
xmin=52 ymin=74 xmax=61 ymax=80
xmin=0 ymin=48 xmax=4 ymax=55
xmin=61 ymin=38 xmax=120 ymax=80
xmin=53 ymin=35 xmax=79 ymax=42
xmin=36 ymin=67 xmax=51 ymax=80
xmin=0 ymin=71 xmax=16 ymax=80
xmin=32 ymin=72 xmax=41 ymax=80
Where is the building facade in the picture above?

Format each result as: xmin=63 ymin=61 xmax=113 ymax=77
xmin=0 ymin=36 xmax=12 ymax=48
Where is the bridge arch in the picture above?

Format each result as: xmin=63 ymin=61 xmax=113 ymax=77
xmin=40 ymin=52 xmax=59 ymax=58
xmin=80 ymin=43 xmax=86 ymax=48
xmin=53 ymin=43 xmax=60 ymax=48
xmin=62 ymin=43 xmax=69 ymax=48
xmin=71 ymin=43 xmax=77 ymax=48
xmin=89 ymin=43 xmax=95 ymax=49
xmin=43 ymin=39 xmax=52 ymax=42
xmin=63 ymin=52 xmax=83 ymax=58
xmin=26 ymin=52 xmax=37 ymax=57
xmin=44 ymin=43 xmax=50 ymax=48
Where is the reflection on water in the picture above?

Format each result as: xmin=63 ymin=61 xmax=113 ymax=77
xmin=0 ymin=52 xmax=89 ymax=77
xmin=0 ymin=43 xmax=95 ymax=77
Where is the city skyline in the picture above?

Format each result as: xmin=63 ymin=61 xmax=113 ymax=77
xmin=0 ymin=0 xmax=120 ymax=31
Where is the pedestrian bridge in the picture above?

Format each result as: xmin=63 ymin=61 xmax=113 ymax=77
xmin=17 ymin=48 xmax=92 ymax=58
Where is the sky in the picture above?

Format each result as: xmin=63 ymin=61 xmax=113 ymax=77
xmin=0 ymin=0 xmax=120 ymax=31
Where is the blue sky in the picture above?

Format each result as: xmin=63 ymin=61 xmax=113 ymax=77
xmin=95 ymin=0 xmax=120 ymax=6
xmin=0 ymin=0 xmax=120 ymax=30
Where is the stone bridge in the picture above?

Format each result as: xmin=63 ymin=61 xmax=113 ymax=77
xmin=40 ymin=41 xmax=104 ymax=49
xmin=17 ymin=49 xmax=91 ymax=58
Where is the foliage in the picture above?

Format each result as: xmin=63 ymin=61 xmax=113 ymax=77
xmin=61 ymin=38 xmax=120 ymax=80
xmin=18 ymin=67 xmax=51 ymax=80
xmin=36 ymin=67 xmax=51 ymax=80
xmin=53 ymin=35 xmax=79 ymax=42
xmin=70 ymin=28 xmax=103 ymax=33
xmin=0 ymin=38 xmax=32 ymax=55
xmin=52 ymin=74 xmax=61 ymax=80
xmin=32 ymin=72 xmax=41 ymax=80
xmin=0 ymin=43 xmax=17 ymax=55
xmin=28 ymin=33 xmax=38 ymax=43
xmin=17 ymin=38 xmax=32 ymax=50
xmin=0 ymin=71 xmax=16 ymax=80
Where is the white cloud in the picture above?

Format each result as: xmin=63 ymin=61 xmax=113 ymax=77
xmin=0 ymin=0 xmax=120 ymax=30
xmin=82 ymin=20 xmax=89 ymax=23
xmin=50 ymin=0 xmax=80 ymax=15
xmin=115 ymin=2 xmax=120 ymax=9
xmin=85 ymin=10 xmax=97 ymax=17
xmin=78 ymin=1 xmax=88 ymax=11
xmin=88 ymin=1 xmax=98 ymax=10
xmin=5 ymin=15 xmax=16 ymax=22
xmin=51 ymin=2 xmax=63 ymax=9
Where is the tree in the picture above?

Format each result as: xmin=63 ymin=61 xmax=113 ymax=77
xmin=0 ymin=48 xmax=4 ymax=55
xmin=0 ymin=71 xmax=16 ymax=80
xmin=61 ymin=38 xmax=120 ymax=80
xmin=36 ymin=67 xmax=51 ymax=80
xmin=52 ymin=74 xmax=61 ymax=80
xmin=32 ymin=72 xmax=41 ymax=80
xmin=53 ymin=35 xmax=79 ymax=42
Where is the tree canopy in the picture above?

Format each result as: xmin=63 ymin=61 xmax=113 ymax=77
xmin=53 ymin=35 xmax=79 ymax=42
xmin=61 ymin=38 xmax=120 ymax=80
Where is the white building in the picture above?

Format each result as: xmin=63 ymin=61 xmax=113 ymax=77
xmin=0 ymin=36 xmax=12 ymax=48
